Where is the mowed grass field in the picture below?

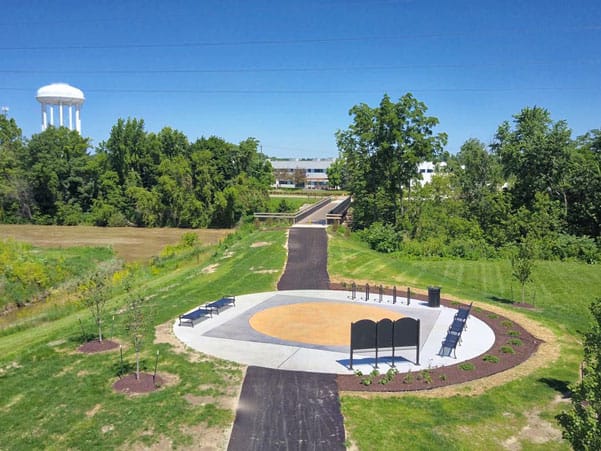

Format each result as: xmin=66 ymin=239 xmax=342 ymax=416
xmin=328 ymin=227 xmax=601 ymax=449
xmin=1 ymin=223 xmax=600 ymax=449
xmin=0 ymin=225 xmax=232 ymax=262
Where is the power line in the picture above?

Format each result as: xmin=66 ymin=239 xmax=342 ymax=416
xmin=1 ymin=86 xmax=599 ymax=95
xmin=0 ymin=59 xmax=599 ymax=75
xmin=0 ymin=25 xmax=598 ymax=51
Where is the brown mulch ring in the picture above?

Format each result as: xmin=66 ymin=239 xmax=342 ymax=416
xmin=113 ymin=372 xmax=164 ymax=394
xmin=78 ymin=339 xmax=120 ymax=354
xmin=332 ymin=284 xmax=542 ymax=393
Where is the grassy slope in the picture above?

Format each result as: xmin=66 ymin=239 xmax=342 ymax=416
xmin=1 ymin=225 xmax=598 ymax=449
xmin=265 ymin=196 xmax=317 ymax=212
xmin=0 ymin=227 xmax=287 ymax=449
xmin=328 ymin=229 xmax=599 ymax=450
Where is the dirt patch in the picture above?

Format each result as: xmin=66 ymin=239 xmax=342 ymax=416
xmin=250 ymin=268 xmax=279 ymax=274
xmin=125 ymin=434 xmax=173 ymax=451
xmin=201 ymin=263 xmax=219 ymax=274
xmin=113 ymin=372 xmax=164 ymax=395
xmin=78 ymin=339 xmax=120 ymax=354
xmin=502 ymin=408 xmax=563 ymax=449
xmin=180 ymin=423 xmax=231 ymax=451
xmin=250 ymin=241 xmax=271 ymax=248
xmin=0 ymin=224 xmax=231 ymax=263
xmin=155 ymin=321 xmax=204 ymax=363
xmin=86 ymin=403 xmax=102 ymax=417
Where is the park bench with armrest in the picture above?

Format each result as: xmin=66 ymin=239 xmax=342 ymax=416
xmin=205 ymin=295 xmax=236 ymax=314
xmin=179 ymin=307 xmax=213 ymax=327
xmin=439 ymin=302 xmax=473 ymax=358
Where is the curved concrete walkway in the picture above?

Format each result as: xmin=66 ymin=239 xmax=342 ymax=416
xmin=174 ymin=290 xmax=496 ymax=375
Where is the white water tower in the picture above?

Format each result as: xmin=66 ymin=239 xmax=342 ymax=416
xmin=36 ymin=83 xmax=85 ymax=133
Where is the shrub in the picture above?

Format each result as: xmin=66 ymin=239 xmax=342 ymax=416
xmin=483 ymin=354 xmax=500 ymax=363
xmin=501 ymin=320 xmax=513 ymax=328
xmin=459 ymin=362 xmax=475 ymax=371
xmin=508 ymin=338 xmax=523 ymax=346
xmin=359 ymin=222 xmax=401 ymax=253
xmin=549 ymin=234 xmax=600 ymax=263
xmin=500 ymin=345 xmax=515 ymax=354
xmin=508 ymin=330 xmax=521 ymax=337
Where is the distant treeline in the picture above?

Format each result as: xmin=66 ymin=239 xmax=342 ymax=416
xmin=332 ymin=93 xmax=601 ymax=262
xmin=0 ymin=117 xmax=273 ymax=228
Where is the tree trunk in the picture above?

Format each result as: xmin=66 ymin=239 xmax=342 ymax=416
xmin=136 ymin=348 xmax=140 ymax=380
xmin=521 ymin=283 xmax=526 ymax=304
xmin=97 ymin=318 xmax=103 ymax=342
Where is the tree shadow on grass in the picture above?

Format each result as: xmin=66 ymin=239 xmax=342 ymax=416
xmin=539 ymin=377 xmax=572 ymax=399
xmin=488 ymin=295 xmax=515 ymax=305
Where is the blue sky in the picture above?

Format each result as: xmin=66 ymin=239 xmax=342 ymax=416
xmin=1 ymin=0 xmax=600 ymax=158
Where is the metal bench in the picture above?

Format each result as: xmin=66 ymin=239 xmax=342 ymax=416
xmin=178 ymin=307 xmax=213 ymax=327
xmin=205 ymin=295 xmax=236 ymax=314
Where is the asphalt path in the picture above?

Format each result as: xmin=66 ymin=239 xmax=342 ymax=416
xmin=277 ymin=228 xmax=330 ymax=290
xmin=227 ymin=367 xmax=345 ymax=451
xmin=228 ymin=227 xmax=346 ymax=450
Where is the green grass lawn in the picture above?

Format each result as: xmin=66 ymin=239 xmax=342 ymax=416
xmin=328 ymin=227 xmax=598 ymax=450
xmin=0 ymin=226 xmax=287 ymax=449
xmin=0 ymin=224 xmax=597 ymax=449
xmin=265 ymin=196 xmax=318 ymax=213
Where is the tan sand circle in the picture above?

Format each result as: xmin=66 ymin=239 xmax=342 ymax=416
xmin=249 ymin=302 xmax=404 ymax=347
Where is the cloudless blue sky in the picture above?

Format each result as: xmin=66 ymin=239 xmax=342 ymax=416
xmin=1 ymin=0 xmax=600 ymax=158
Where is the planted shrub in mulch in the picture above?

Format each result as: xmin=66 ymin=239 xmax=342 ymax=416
xmin=78 ymin=339 xmax=119 ymax=354
xmin=113 ymin=372 xmax=163 ymax=394
xmin=335 ymin=293 xmax=541 ymax=392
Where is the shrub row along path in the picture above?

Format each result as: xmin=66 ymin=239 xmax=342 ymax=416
xmin=229 ymin=226 xmax=346 ymax=450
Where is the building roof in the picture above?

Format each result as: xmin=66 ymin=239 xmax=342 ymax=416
xmin=269 ymin=158 xmax=333 ymax=170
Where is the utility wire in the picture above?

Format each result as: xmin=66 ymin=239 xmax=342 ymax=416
xmin=0 ymin=25 xmax=599 ymax=51
xmin=0 ymin=59 xmax=599 ymax=75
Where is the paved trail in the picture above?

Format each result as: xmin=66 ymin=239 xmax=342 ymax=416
xmin=228 ymin=227 xmax=346 ymax=450
xmin=227 ymin=367 xmax=345 ymax=451
xmin=277 ymin=227 xmax=330 ymax=290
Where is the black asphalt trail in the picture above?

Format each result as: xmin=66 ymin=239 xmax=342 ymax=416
xmin=277 ymin=228 xmax=330 ymax=290
xmin=227 ymin=367 xmax=346 ymax=451
xmin=228 ymin=227 xmax=346 ymax=450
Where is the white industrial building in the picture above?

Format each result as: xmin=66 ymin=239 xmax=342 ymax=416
xmin=270 ymin=158 xmax=333 ymax=189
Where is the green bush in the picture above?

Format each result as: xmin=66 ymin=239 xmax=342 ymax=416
xmin=359 ymin=222 xmax=401 ymax=253
xmin=459 ymin=362 xmax=475 ymax=371
xmin=508 ymin=338 xmax=523 ymax=346
xmin=483 ymin=354 xmax=500 ymax=363
xmin=549 ymin=234 xmax=600 ymax=263
xmin=500 ymin=345 xmax=515 ymax=354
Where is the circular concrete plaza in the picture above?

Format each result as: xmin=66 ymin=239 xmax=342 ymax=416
xmin=173 ymin=290 xmax=496 ymax=375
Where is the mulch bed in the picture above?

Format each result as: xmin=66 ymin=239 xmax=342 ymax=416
xmin=78 ymin=339 xmax=119 ymax=353
xmin=332 ymin=285 xmax=541 ymax=392
xmin=113 ymin=372 xmax=163 ymax=394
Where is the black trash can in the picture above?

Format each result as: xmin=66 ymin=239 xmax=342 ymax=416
xmin=428 ymin=286 xmax=441 ymax=308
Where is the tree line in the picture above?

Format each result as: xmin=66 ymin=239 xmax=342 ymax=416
xmin=333 ymin=93 xmax=601 ymax=262
xmin=0 ymin=117 xmax=273 ymax=228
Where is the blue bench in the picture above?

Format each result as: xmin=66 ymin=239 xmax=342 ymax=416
xmin=439 ymin=333 xmax=461 ymax=358
xmin=179 ymin=307 xmax=213 ymax=327
xmin=205 ymin=295 xmax=235 ymax=314
xmin=438 ymin=302 xmax=473 ymax=358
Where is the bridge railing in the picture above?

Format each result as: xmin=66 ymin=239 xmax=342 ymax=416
xmin=254 ymin=196 xmax=332 ymax=224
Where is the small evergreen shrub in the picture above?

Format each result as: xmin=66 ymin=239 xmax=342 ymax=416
xmin=483 ymin=354 xmax=500 ymax=363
